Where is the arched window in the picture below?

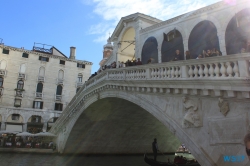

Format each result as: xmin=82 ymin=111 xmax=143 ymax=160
xmin=0 ymin=60 xmax=7 ymax=70
xmin=0 ymin=77 xmax=3 ymax=87
xmin=141 ymin=37 xmax=158 ymax=64
xmin=17 ymin=80 xmax=24 ymax=89
xmin=78 ymin=73 xmax=83 ymax=82
xmin=188 ymin=20 xmax=219 ymax=58
xmin=39 ymin=67 xmax=45 ymax=77
xmin=161 ymin=30 xmax=184 ymax=62
xmin=36 ymin=83 xmax=43 ymax=93
xmin=56 ymin=85 xmax=62 ymax=95
xmin=20 ymin=64 xmax=26 ymax=73
xmin=58 ymin=70 xmax=64 ymax=80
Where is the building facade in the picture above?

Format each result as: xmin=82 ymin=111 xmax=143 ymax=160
xmin=0 ymin=44 xmax=92 ymax=133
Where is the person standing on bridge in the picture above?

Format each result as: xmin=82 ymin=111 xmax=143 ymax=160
xmin=152 ymin=138 xmax=159 ymax=161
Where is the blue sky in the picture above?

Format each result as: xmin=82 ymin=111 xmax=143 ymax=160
xmin=1 ymin=0 xmax=223 ymax=73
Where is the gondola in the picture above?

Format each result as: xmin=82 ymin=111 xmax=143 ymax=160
xmin=144 ymin=154 xmax=201 ymax=166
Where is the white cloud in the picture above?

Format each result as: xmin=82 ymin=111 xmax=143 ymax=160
xmin=88 ymin=0 xmax=220 ymax=43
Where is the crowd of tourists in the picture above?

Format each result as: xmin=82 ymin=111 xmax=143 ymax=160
xmin=0 ymin=135 xmax=55 ymax=150
xmin=88 ymin=41 xmax=250 ymax=80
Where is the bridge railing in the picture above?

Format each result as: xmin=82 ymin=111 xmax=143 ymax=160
xmin=50 ymin=53 xmax=250 ymax=134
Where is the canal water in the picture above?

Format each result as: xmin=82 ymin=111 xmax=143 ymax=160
xmin=0 ymin=153 xmax=188 ymax=166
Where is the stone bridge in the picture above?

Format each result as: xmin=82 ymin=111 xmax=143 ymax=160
xmin=50 ymin=54 xmax=250 ymax=166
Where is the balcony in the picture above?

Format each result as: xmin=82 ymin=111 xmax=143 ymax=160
xmin=35 ymin=92 xmax=43 ymax=99
xmin=57 ymin=79 xmax=64 ymax=85
xmin=55 ymin=95 xmax=62 ymax=101
xmin=33 ymin=46 xmax=52 ymax=54
xmin=38 ymin=76 xmax=45 ymax=82
xmin=15 ymin=90 xmax=24 ymax=98
xmin=76 ymin=81 xmax=84 ymax=87
xmin=0 ymin=69 xmax=6 ymax=76
xmin=18 ymin=73 xmax=26 ymax=80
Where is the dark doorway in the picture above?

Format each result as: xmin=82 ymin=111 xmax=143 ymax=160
xmin=141 ymin=37 xmax=158 ymax=64
xmin=225 ymin=8 xmax=250 ymax=55
xmin=161 ymin=30 xmax=184 ymax=62
xmin=188 ymin=20 xmax=220 ymax=58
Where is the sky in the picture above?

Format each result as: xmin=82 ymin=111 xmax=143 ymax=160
xmin=0 ymin=0 xmax=225 ymax=73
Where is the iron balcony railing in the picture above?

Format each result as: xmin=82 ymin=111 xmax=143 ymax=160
xmin=35 ymin=92 xmax=43 ymax=99
xmin=55 ymin=95 xmax=62 ymax=101
xmin=18 ymin=73 xmax=26 ymax=80
xmin=0 ymin=69 xmax=6 ymax=76
xmin=38 ymin=76 xmax=45 ymax=82
xmin=57 ymin=79 xmax=64 ymax=85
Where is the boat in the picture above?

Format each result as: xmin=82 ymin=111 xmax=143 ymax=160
xmin=144 ymin=154 xmax=201 ymax=166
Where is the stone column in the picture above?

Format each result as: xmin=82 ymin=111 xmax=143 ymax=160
xmin=217 ymin=30 xmax=226 ymax=56
xmin=23 ymin=123 xmax=27 ymax=132
xmin=42 ymin=123 xmax=48 ymax=132
xmin=1 ymin=121 xmax=5 ymax=130
xmin=158 ymin=47 xmax=162 ymax=63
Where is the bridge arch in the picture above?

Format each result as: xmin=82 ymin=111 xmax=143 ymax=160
xmin=56 ymin=89 xmax=214 ymax=165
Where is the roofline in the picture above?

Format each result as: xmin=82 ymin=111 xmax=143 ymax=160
xmin=52 ymin=46 xmax=68 ymax=58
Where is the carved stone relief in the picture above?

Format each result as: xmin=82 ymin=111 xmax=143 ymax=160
xmin=218 ymin=98 xmax=229 ymax=116
xmin=182 ymin=96 xmax=201 ymax=128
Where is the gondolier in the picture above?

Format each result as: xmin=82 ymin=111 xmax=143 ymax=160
xmin=152 ymin=138 xmax=159 ymax=161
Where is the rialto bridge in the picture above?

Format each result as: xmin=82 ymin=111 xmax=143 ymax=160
xmin=50 ymin=1 xmax=250 ymax=166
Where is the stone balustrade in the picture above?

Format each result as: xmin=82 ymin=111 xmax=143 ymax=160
xmin=50 ymin=53 xmax=250 ymax=134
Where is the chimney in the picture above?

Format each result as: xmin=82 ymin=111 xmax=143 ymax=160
xmin=69 ymin=47 xmax=76 ymax=59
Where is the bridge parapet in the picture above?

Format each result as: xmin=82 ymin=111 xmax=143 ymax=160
xmin=50 ymin=53 xmax=250 ymax=136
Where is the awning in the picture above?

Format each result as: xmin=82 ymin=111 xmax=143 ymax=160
xmin=6 ymin=124 xmax=22 ymax=132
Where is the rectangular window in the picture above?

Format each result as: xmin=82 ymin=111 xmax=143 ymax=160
xmin=22 ymin=53 xmax=29 ymax=58
xmin=12 ymin=114 xmax=20 ymax=121
xmin=38 ymin=56 xmax=49 ymax=62
xmin=14 ymin=99 xmax=21 ymax=107
xmin=77 ymin=63 xmax=85 ymax=68
xmin=2 ymin=49 xmax=9 ymax=54
xmin=59 ymin=60 xmax=65 ymax=65
xmin=54 ymin=103 xmax=63 ymax=111
xmin=33 ymin=101 xmax=43 ymax=109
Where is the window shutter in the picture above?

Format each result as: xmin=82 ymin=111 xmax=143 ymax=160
xmin=40 ymin=102 xmax=43 ymax=109
xmin=33 ymin=101 xmax=35 ymax=108
xmin=83 ymin=64 xmax=85 ymax=68
xmin=39 ymin=56 xmax=42 ymax=60
xmin=77 ymin=63 xmax=79 ymax=67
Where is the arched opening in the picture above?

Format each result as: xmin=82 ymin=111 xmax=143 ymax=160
xmin=56 ymin=85 xmax=63 ymax=95
xmin=141 ymin=37 xmax=158 ymax=64
xmin=0 ymin=60 xmax=7 ymax=70
xmin=161 ymin=29 xmax=184 ymax=62
xmin=36 ymin=83 xmax=43 ymax=93
xmin=27 ymin=115 xmax=43 ymax=133
xmin=118 ymin=27 xmax=135 ymax=63
xmin=6 ymin=114 xmax=24 ymax=132
xmin=188 ymin=20 xmax=220 ymax=58
xmin=64 ymin=98 xmax=182 ymax=155
xmin=225 ymin=8 xmax=250 ymax=54
xmin=58 ymin=70 xmax=64 ymax=80
xmin=39 ymin=67 xmax=45 ymax=77
xmin=19 ymin=64 xmax=26 ymax=73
